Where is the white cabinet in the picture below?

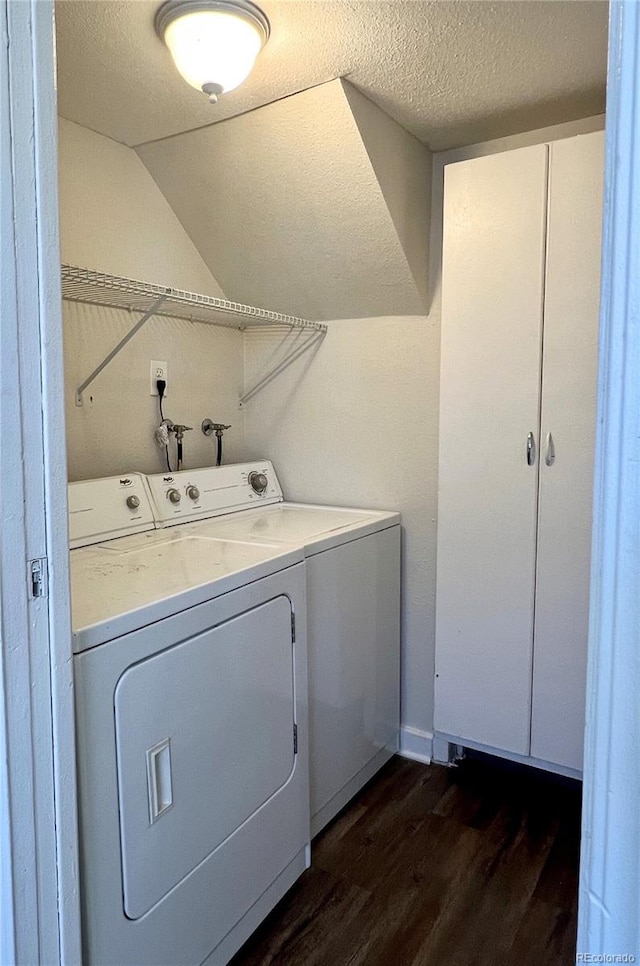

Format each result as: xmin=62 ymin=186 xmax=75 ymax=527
xmin=434 ymin=131 xmax=604 ymax=774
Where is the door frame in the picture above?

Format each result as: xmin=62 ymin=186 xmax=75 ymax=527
xmin=1 ymin=0 xmax=639 ymax=961
xmin=577 ymin=1 xmax=640 ymax=958
xmin=1 ymin=1 xmax=81 ymax=962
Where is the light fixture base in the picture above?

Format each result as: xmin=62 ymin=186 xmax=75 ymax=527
xmin=155 ymin=0 xmax=270 ymax=47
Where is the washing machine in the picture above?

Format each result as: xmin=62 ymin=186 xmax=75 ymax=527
xmin=145 ymin=461 xmax=400 ymax=836
xmin=69 ymin=471 xmax=309 ymax=966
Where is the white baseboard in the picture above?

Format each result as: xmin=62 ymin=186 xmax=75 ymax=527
xmin=399 ymin=726 xmax=433 ymax=765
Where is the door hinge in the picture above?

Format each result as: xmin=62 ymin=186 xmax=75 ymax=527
xmin=291 ymin=612 xmax=296 ymax=642
xmin=28 ymin=557 xmax=48 ymax=599
xmin=293 ymin=723 xmax=298 ymax=755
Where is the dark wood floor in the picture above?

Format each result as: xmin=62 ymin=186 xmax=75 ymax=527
xmin=231 ymin=754 xmax=581 ymax=966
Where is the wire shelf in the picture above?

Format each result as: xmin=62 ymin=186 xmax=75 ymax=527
xmin=61 ymin=264 xmax=327 ymax=333
xmin=62 ymin=264 xmax=327 ymax=406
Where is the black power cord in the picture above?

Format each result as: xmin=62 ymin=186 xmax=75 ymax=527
xmin=156 ymin=379 xmax=172 ymax=473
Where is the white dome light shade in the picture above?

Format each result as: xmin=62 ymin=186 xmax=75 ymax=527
xmin=156 ymin=0 xmax=270 ymax=101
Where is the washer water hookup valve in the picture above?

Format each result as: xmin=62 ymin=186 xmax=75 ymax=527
xmin=170 ymin=424 xmax=193 ymax=443
xmin=201 ymin=419 xmax=232 ymax=437
xmin=202 ymin=419 xmax=231 ymax=467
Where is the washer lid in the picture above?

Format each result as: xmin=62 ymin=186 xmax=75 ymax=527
xmin=70 ymin=527 xmax=303 ymax=650
xmin=191 ymin=502 xmax=401 ymax=553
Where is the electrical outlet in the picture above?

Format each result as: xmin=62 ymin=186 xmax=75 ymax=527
xmin=150 ymin=361 xmax=168 ymax=396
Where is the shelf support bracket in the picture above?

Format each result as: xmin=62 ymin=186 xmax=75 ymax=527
xmin=75 ymin=294 xmax=168 ymax=406
xmin=239 ymin=329 xmax=326 ymax=406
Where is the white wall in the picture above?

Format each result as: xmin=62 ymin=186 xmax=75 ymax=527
xmin=243 ymin=319 xmax=439 ymax=736
xmin=58 ymin=118 xmax=244 ymax=480
xmin=244 ymin=114 xmax=605 ymax=742
xmin=58 ymin=117 xmax=227 ymax=296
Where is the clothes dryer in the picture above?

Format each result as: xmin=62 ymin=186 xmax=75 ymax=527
xmin=69 ymin=471 xmax=309 ymax=966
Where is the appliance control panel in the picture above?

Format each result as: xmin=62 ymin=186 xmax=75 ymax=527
xmin=145 ymin=461 xmax=283 ymax=527
xmin=69 ymin=473 xmax=156 ymax=549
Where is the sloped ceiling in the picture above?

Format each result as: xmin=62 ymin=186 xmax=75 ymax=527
xmin=137 ymin=80 xmax=431 ymax=320
xmin=344 ymin=83 xmax=430 ymax=310
xmin=55 ymin=1 xmax=607 ymax=151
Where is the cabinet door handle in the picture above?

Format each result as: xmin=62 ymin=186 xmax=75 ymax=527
xmin=526 ymin=432 xmax=537 ymax=466
xmin=545 ymin=432 xmax=555 ymax=466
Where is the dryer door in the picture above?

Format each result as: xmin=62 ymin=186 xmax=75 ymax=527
xmin=114 ymin=595 xmax=296 ymax=919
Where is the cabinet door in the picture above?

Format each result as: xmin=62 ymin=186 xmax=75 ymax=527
xmin=435 ymin=145 xmax=548 ymax=755
xmin=531 ymin=132 xmax=604 ymax=770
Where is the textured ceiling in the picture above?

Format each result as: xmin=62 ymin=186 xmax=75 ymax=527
xmin=136 ymin=80 xmax=432 ymax=320
xmin=55 ymin=0 xmax=608 ymax=152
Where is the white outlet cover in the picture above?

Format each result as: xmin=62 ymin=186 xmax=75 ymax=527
xmin=150 ymin=360 xmax=168 ymax=396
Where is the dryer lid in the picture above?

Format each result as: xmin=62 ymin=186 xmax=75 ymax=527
xmin=70 ymin=528 xmax=303 ymax=649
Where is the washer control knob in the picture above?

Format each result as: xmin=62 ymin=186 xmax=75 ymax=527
xmin=126 ymin=495 xmax=140 ymax=510
xmin=167 ymin=488 xmax=182 ymax=504
xmin=187 ymin=485 xmax=200 ymax=501
xmin=248 ymin=471 xmax=268 ymax=494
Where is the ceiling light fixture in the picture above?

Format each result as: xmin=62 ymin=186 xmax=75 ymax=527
xmin=155 ymin=0 xmax=270 ymax=104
